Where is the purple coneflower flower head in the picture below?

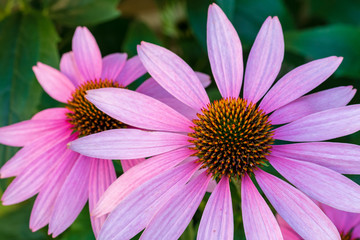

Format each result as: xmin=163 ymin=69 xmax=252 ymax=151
xmin=277 ymin=202 xmax=360 ymax=240
xmin=0 ymin=26 xmax=188 ymax=237
xmin=70 ymin=3 xmax=360 ymax=240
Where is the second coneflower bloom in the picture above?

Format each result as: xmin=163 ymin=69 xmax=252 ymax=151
xmin=71 ymin=4 xmax=360 ymax=240
xmin=0 ymin=26 xmax=163 ymax=237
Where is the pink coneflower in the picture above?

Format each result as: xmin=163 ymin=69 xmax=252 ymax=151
xmin=70 ymin=4 xmax=360 ymax=240
xmin=277 ymin=202 xmax=360 ymax=240
xmin=0 ymin=26 xmax=205 ymax=238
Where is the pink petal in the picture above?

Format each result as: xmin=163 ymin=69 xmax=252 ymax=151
xmin=270 ymin=86 xmax=356 ymax=124
xmin=274 ymin=105 xmax=360 ymax=141
xmin=60 ymin=51 xmax=85 ymax=86
xmin=260 ymin=56 xmax=343 ymax=113
xmin=0 ymin=119 xmax=67 ymax=147
xmin=98 ymin=161 xmax=200 ymax=240
xmin=136 ymin=78 xmax=196 ymax=120
xmin=354 ymin=228 xmax=360 ymax=239
xmin=72 ymin=27 xmax=102 ymax=81
xmin=269 ymin=155 xmax=360 ymax=212
xmin=207 ymin=3 xmax=243 ymax=98
xmin=196 ymin=71 xmax=212 ymax=88
xmin=241 ymin=174 xmax=283 ymax=240
xmin=30 ymin=150 xmax=78 ymax=231
xmin=33 ymin=62 xmax=75 ymax=103
xmin=136 ymin=71 xmax=209 ymax=120
xmin=255 ymin=170 xmax=340 ymax=240
xmin=243 ymin=17 xmax=284 ymax=104
xmin=115 ymin=55 xmax=147 ymax=87
xmin=120 ymin=158 xmax=146 ymax=172
xmin=101 ymin=53 xmax=127 ymax=80
xmin=0 ymin=127 xmax=72 ymax=178
xmin=31 ymin=107 xmax=68 ymax=120
xmin=88 ymin=158 xmax=117 ymax=238
xmin=49 ymin=155 xmax=91 ymax=237
xmin=1 ymin=137 xmax=71 ymax=205
xmin=140 ymin=171 xmax=211 ymax=240
xmin=276 ymin=215 xmax=301 ymax=240
xmin=69 ymin=129 xmax=190 ymax=160
xmin=93 ymin=148 xmax=195 ymax=217
xmin=138 ymin=42 xmax=209 ymax=110
xmin=189 ymin=168 xmax=217 ymax=193
xmin=198 ymin=176 xmax=233 ymax=240
xmin=320 ymin=203 xmax=360 ymax=234
xmin=86 ymin=88 xmax=193 ymax=132
xmin=272 ymin=142 xmax=360 ymax=174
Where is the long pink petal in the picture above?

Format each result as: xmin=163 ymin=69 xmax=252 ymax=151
xmin=30 ymin=150 xmax=78 ymax=231
xmin=1 ymin=138 xmax=71 ymax=205
xmin=274 ymin=105 xmax=360 ymax=141
xmin=60 ymin=51 xmax=85 ymax=86
xmin=260 ymin=56 xmax=343 ymax=113
xmin=136 ymin=77 xmax=201 ymax=120
xmin=0 ymin=119 xmax=67 ymax=147
xmin=136 ymin=72 xmax=209 ymax=120
xmin=101 ymin=53 xmax=127 ymax=81
xmin=276 ymin=215 xmax=301 ymax=240
xmin=272 ymin=142 xmax=360 ymax=174
xmin=86 ymin=88 xmax=193 ymax=132
xmin=31 ymin=108 xmax=68 ymax=120
xmin=120 ymin=158 xmax=146 ymax=172
xmin=98 ymin=161 xmax=200 ymax=240
xmin=189 ymin=168 xmax=217 ymax=193
xmin=320 ymin=203 xmax=360 ymax=234
xmin=207 ymin=3 xmax=243 ymax=98
xmin=138 ymin=42 xmax=209 ymax=110
xmin=115 ymin=55 xmax=147 ymax=87
xmin=88 ymin=158 xmax=117 ymax=238
xmin=93 ymin=148 xmax=195 ymax=217
xmin=0 ymin=127 xmax=72 ymax=178
xmin=269 ymin=155 xmax=360 ymax=212
xmin=49 ymin=155 xmax=91 ymax=237
xmin=140 ymin=171 xmax=211 ymax=240
xmin=255 ymin=170 xmax=340 ymax=240
xmin=33 ymin=62 xmax=75 ymax=103
xmin=69 ymin=129 xmax=190 ymax=159
xmin=198 ymin=176 xmax=233 ymax=240
xmin=243 ymin=17 xmax=284 ymax=104
xmin=196 ymin=71 xmax=212 ymax=88
xmin=241 ymin=174 xmax=283 ymax=240
xmin=270 ymin=86 xmax=356 ymax=124
xmin=72 ymin=27 xmax=102 ymax=81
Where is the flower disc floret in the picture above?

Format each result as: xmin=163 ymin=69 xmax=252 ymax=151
xmin=189 ymin=97 xmax=274 ymax=180
xmin=66 ymin=79 xmax=127 ymax=136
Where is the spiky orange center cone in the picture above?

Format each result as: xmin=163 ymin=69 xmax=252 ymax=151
xmin=189 ymin=97 xmax=274 ymax=180
xmin=66 ymin=79 xmax=127 ymax=136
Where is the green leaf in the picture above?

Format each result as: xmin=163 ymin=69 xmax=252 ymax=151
xmin=285 ymin=24 xmax=360 ymax=78
xmin=187 ymin=0 xmax=294 ymax=50
xmin=0 ymin=201 xmax=49 ymax=240
xmin=216 ymin=0 xmax=235 ymax=21
xmin=232 ymin=0 xmax=294 ymax=48
xmin=48 ymin=0 xmax=120 ymax=26
xmin=0 ymin=12 xmax=60 ymax=184
xmin=186 ymin=0 xmax=211 ymax=50
xmin=122 ymin=21 xmax=162 ymax=57
xmin=310 ymin=0 xmax=360 ymax=25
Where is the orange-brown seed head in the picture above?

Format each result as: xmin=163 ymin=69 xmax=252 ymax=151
xmin=188 ymin=97 xmax=274 ymax=180
xmin=66 ymin=79 xmax=127 ymax=136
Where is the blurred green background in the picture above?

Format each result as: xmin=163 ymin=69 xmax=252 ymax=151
xmin=1 ymin=0 xmax=360 ymax=239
